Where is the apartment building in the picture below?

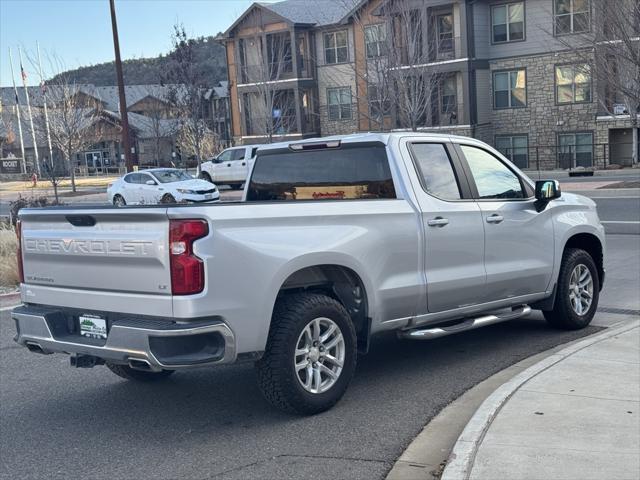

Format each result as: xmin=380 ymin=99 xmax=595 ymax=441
xmin=220 ymin=0 xmax=639 ymax=169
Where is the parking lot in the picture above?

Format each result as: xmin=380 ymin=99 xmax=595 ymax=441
xmin=1 ymin=235 xmax=638 ymax=479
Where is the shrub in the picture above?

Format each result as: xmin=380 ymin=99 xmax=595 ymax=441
xmin=0 ymin=223 xmax=19 ymax=288
xmin=8 ymin=195 xmax=60 ymax=226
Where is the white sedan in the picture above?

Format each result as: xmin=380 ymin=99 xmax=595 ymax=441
xmin=107 ymin=168 xmax=220 ymax=206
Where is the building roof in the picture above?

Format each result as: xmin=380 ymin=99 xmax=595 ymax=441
xmin=222 ymin=0 xmax=362 ymax=37
xmin=0 ymin=84 xmax=181 ymax=113
xmin=259 ymin=0 xmax=359 ymax=26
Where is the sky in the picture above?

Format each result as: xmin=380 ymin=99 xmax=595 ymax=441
xmin=0 ymin=0 xmax=263 ymax=87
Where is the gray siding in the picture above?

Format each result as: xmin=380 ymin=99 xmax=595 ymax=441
xmin=475 ymin=69 xmax=491 ymax=124
xmin=475 ymin=0 xmax=592 ymax=60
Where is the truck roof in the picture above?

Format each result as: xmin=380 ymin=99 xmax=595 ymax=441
xmin=256 ymin=131 xmax=479 ymax=153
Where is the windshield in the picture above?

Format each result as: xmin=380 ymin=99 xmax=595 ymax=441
xmin=153 ymin=170 xmax=192 ymax=183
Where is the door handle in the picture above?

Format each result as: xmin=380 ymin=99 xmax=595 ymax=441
xmin=427 ymin=217 xmax=449 ymax=227
xmin=227 ymin=163 xmax=231 ymax=167
xmin=486 ymin=214 xmax=504 ymax=224
xmin=241 ymin=162 xmax=246 ymax=166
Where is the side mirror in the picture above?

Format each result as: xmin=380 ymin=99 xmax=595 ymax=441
xmin=145 ymin=180 xmax=157 ymax=186
xmin=535 ymin=180 xmax=561 ymax=202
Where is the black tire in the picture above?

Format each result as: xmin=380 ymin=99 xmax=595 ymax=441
xmin=106 ymin=363 xmax=175 ymax=382
xmin=113 ymin=194 xmax=126 ymax=207
xmin=256 ymin=293 xmax=357 ymax=415
xmin=160 ymin=193 xmax=176 ymax=204
xmin=544 ymin=248 xmax=600 ymax=330
xmin=200 ymin=172 xmax=213 ymax=183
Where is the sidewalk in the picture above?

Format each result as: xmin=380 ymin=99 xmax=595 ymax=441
xmin=442 ymin=320 xmax=640 ymax=480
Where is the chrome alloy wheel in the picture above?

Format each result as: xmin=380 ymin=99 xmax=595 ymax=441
xmin=294 ymin=317 xmax=345 ymax=394
xmin=569 ymin=264 xmax=594 ymax=316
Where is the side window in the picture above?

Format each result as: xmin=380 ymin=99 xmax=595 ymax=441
xmin=460 ymin=145 xmax=525 ymax=199
xmin=138 ymin=173 xmax=153 ymax=185
xmin=410 ymin=143 xmax=461 ymax=200
xmin=217 ymin=150 xmax=233 ymax=162
xmin=247 ymin=144 xmax=396 ymax=201
xmin=231 ymin=149 xmax=246 ymax=161
xmin=123 ymin=173 xmax=137 ymax=184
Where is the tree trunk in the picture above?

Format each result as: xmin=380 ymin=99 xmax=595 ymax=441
xmin=633 ymin=125 xmax=638 ymax=165
xmin=67 ymin=143 xmax=76 ymax=192
xmin=52 ymin=182 xmax=59 ymax=204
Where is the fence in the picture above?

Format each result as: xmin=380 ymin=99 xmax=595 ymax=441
xmin=498 ymin=142 xmax=637 ymax=171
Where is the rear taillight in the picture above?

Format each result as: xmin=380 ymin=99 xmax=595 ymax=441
xmin=16 ymin=220 xmax=24 ymax=284
xmin=169 ymin=219 xmax=208 ymax=295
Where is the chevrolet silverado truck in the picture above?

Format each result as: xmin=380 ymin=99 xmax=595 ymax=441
xmin=12 ymin=133 xmax=605 ymax=414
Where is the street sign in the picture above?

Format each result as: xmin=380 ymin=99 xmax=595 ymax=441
xmin=0 ymin=158 xmax=22 ymax=174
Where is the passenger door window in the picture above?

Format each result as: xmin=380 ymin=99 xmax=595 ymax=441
xmin=460 ymin=145 xmax=524 ymax=199
xmin=230 ymin=149 xmax=246 ymax=161
xmin=410 ymin=143 xmax=461 ymax=200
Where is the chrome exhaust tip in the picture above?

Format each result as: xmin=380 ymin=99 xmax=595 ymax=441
xmin=128 ymin=358 xmax=154 ymax=371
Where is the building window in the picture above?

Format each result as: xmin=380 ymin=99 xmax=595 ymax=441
xmin=554 ymin=0 xmax=590 ymax=35
xmin=496 ymin=135 xmax=529 ymax=168
xmin=491 ymin=2 xmax=525 ymax=43
xmin=324 ymin=30 xmax=348 ymax=64
xmin=327 ymin=87 xmax=352 ymax=121
xmin=555 ymin=64 xmax=591 ymax=104
xmin=368 ymin=84 xmax=390 ymax=119
xmin=440 ymin=76 xmax=457 ymax=115
xmin=558 ymin=132 xmax=593 ymax=168
xmin=364 ymin=24 xmax=386 ymax=59
xmin=493 ymin=69 xmax=526 ymax=109
xmin=436 ymin=14 xmax=454 ymax=54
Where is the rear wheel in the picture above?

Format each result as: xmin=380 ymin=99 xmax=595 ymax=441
xmin=105 ymin=363 xmax=175 ymax=382
xmin=256 ymin=293 xmax=357 ymax=415
xmin=113 ymin=194 xmax=126 ymax=207
xmin=544 ymin=248 xmax=599 ymax=330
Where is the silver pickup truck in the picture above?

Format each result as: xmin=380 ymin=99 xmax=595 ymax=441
xmin=12 ymin=133 xmax=605 ymax=414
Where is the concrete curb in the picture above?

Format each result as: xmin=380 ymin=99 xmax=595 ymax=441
xmin=440 ymin=319 xmax=640 ymax=480
xmin=0 ymin=291 xmax=21 ymax=309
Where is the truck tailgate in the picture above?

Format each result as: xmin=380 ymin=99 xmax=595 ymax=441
xmin=20 ymin=208 xmax=171 ymax=297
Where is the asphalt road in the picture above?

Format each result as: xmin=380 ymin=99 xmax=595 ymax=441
xmin=1 ymin=235 xmax=638 ymax=480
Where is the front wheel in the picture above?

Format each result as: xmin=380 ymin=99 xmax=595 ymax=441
xmin=160 ymin=193 xmax=176 ymax=204
xmin=113 ymin=194 xmax=126 ymax=207
xmin=256 ymin=293 xmax=357 ymax=415
xmin=544 ymin=248 xmax=600 ymax=330
xmin=200 ymin=172 xmax=213 ymax=183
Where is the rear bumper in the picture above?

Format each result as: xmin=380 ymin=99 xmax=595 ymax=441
xmin=12 ymin=305 xmax=236 ymax=371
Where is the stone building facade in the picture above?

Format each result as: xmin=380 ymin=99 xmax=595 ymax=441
xmin=221 ymin=0 xmax=638 ymax=169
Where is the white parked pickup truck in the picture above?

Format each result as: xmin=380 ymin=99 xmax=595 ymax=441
xmin=199 ymin=144 xmax=260 ymax=189
xmin=12 ymin=133 xmax=605 ymax=414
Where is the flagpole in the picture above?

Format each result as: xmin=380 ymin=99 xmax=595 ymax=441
xmin=8 ymin=48 xmax=27 ymax=175
xmin=36 ymin=42 xmax=54 ymax=169
xmin=18 ymin=45 xmax=41 ymax=176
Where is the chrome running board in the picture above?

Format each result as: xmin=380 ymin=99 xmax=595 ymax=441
xmin=398 ymin=305 xmax=531 ymax=340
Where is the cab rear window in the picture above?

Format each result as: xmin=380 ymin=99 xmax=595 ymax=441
xmin=246 ymin=143 xmax=396 ymax=201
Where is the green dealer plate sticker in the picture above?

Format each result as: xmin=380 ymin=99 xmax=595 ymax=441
xmin=79 ymin=315 xmax=107 ymax=339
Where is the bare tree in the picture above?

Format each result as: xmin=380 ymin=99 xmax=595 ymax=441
xmin=43 ymin=78 xmax=100 ymax=194
xmin=145 ymin=104 xmax=179 ymax=166
xmin=238 ymin=11 xmax=298 ymax=143
xmin=326 ymin=0 xmax=452 ymax=132
xmin=176 ymin=120 xmax=219 ymax=166
xmin=164 ymin=25 xmax=211 ymax=173
xmin=554 ymin=0 xmax=640 ymax=164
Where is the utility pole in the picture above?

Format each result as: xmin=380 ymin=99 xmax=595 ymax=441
xmin=109 ymin=0 xmax=133 ymax=172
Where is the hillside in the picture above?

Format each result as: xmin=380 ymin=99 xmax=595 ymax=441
xmin=50 ymin=35 xmax=227 ymax=86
